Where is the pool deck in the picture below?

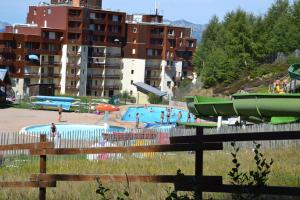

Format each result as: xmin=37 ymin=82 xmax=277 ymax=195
xmin=0 ymin=104 xmax=188 ymax=133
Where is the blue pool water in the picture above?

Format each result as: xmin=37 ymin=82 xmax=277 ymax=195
xmin=122 ymin=106 xmax=194 ymax=124
xmin=24 ymin=124 xmax=125 ymax=139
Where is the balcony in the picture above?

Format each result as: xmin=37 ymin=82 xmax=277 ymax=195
xmin=67 ymin=51 xmax=81 ymax=56
xmin=0 ymin=60 xmax=14 ymax=66
xmin=145 ymin=75 xmax=161 ymax=81
xmin=66 ymin=74 xmax=80 ymax=79
xmin=90 ymin=63 xmax=105 ymax=68
xmin=88 ymin=74 xmax=104 ymax=79
xmin=67 ymin=63 xmax=81 ymax=68
xmin=24 ymin=72 xmax=40 ymax=78
xmin=105 ymin=63 xmax=121 ymax=69
xmin=41 ymin=73 xmax=60 ymax=78
xmin=150 ymin=33 xmax=164 ymax=38
xmin=66 ymin=85 xmax=79 ymax=90
xmin=93 ymin=30 xmax=106 ymax=35
xmin=92 ymin=52 xmax=105 ymax=57
xmin=91 ymin=85 xmax=104 ymax=90
xmin=145 ymin=64 xmax=162 ymax=70
xmin=104 ymin=84 xmax=121 ymax=90
xmin=0 ymin=47 xmax=14 ymax=53
xmin=105 ymin=74 xmax=122 ymax=79
xmin=68 ymin=15 xmax=82 ymax=22
xmin=41 ymin=62 xmax=61 ymax=67
xmin=106 ymin=52 xmax=121 ymax=58
xmin=68 ymin=27 xmax=82 ymax=33
xmin=91 ymin=18 xmax=106 ymax=24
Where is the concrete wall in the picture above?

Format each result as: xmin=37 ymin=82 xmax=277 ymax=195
xmin=121 ymin=58 xmax=145 ymax=96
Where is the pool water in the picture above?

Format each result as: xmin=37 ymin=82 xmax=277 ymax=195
xmin=24 ymin=124 xmax=125 ymax=139
xmin=122 ymin=106 xmax=194 ymax=124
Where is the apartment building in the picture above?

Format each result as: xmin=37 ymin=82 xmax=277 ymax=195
xmin=0 ymin=0 xmax=196 ymax=99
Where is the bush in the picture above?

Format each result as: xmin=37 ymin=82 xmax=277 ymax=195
xmin=148 ymin=93 xmax=162 ymax=104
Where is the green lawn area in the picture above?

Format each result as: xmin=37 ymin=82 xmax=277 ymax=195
xmin=0 ymin=147 xmax=299 ymax=199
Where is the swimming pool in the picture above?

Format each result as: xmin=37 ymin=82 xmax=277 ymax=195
xmin=23 ymin=124 xmax=125 ymax=139
xmin=122 ymin=106 xmax=194 ymax=124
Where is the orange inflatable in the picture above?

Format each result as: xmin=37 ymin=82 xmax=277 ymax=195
xmin=95 ymin=104 xmax=119 ymax=112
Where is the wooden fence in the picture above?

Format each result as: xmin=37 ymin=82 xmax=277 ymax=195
xmin=0 ymin=127 xmax=300 ymax=200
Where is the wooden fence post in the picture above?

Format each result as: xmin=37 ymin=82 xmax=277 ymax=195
xmin=39 ymin=134 xmax=47 ymax=200
xmin=194 ymin=126 xmax=204 ymax=200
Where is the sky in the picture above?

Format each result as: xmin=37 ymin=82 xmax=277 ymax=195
xmin=0 ymin=0 xmax=276 ymax=24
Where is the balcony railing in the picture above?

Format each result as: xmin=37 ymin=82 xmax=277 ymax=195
xmin=24 ymin=72 xmax=40 ymax=78
xmin=0 ymin=47 xmax=14 ymax=53
xmin=105 ymin=74 xmax=122 ymax=79
xmin=90 ymin=63 xmax=105 ymax=68
xmin=41 ymin=73 xmax=60 ymax=78
xmin=145 ymin=64 xmax=162 ymax=70
xmin=92 ymin=52 xmax=105 ymax=57
xmin=104 ymin=84 xmax=121 ymax=90
xmin=67 ymin=63 xmax=81 ymax=68
xmin=68 ymin=27 xmax=82 ymax=33
xmin=68 ymin=15 xmax=82 ymax=22
xmin=41 ymin=62 xmax=61 ymax=67
xmin=66 ymin=85 xmax=79 ymax=90
xmin=106 ymin=52 xmax=121 ymax=57
xmin=67 ymin=51 xmax=81 ymax=56
xmin=66 ymin=74 xmax=80 ymax=79
xmin=145 ymin=75 xmax=161 ymax=80
xmin=0 ymin=60 xmax=14 ymax=66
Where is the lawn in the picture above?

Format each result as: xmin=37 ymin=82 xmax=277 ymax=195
xmin=0 ymin=147 xmax=299 ymax=200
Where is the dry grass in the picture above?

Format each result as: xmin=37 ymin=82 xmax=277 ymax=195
xmin=0 ymin=147 xmax=300 ymax=200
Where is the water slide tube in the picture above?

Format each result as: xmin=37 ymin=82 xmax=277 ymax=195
xmin=187 ymin=94 xmax=300 ymax=124
xmin=31 ymin=96 xmax=75 ymax=102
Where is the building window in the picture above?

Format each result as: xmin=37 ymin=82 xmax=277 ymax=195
xmin=131 ymin=80 xmax=133 ymax=85
xmin=17 ymin=43 xmax=22 ymax=48
xmin=167 ymin=81 xmax=171 ymax=88
xmin=133 ymin=39 xmax=136 ymax=43
xmin=47 ymin=8 xmax=51 ymax=15
xmin=90 ymin=13 xmax=96 ymax=19
xmin=168 ymin=29 xmax=174 ymax=35
xmin=112 ymin=15 xmax=119 ymax=22
xmin=95 ymin=80 xmax=98 ymax=85
xmin=130 ymin=90 xmax=133 ymax=95
xmin=41 ymin=68 xmax=44 ymax=74
xmin=34 ymin=9 xmax=37 ymax=15
xmin=132 ymin=49 xmax=136 ymax=55
xmin=133 ymin=27 xmax=137 ymax=33
xmin=94 ymin=91 xmax=97 ymax=96
xmin=131 ymin=70 xmax=134 ymax=74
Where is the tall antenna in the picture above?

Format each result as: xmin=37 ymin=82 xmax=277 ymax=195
xmin=155 ymin=0 xmax=158 ymax=15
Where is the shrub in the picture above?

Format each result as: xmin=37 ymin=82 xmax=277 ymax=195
xmin=148 ymin=93 xmax=162 ymax=104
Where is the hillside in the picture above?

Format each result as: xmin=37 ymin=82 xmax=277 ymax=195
xmin=164 ymin=19 xmax=206 ymax=42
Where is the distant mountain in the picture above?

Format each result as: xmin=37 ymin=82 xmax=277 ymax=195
xmin=164 ymin=19 xmax=207 ymax=42
xmin=0 ymin=21 xmax=9 ymax=32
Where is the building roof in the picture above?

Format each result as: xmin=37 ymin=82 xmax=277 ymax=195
xmin=133 ymin=82 xmax=167 ymax=97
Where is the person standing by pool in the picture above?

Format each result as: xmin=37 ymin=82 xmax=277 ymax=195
xmin=177 ymin=111 xmax=182 ymax=123
xmin=187 ymin=112 xmax=191 ymax=123
xmin=135 ymin=113 xmax=140 ymax=129
xmin=166 ymin=109 xmax=171 ymax=124
xmin=58 ymin=105 xmax=63 ymax=122
xmin=160 ymin=111 xmax=164 ymax=125
xmin=50 ymin=123 xmax=60 ymax=148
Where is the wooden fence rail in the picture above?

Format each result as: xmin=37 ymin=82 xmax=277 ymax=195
xmin=0 ymin=127 xmax=300 ymax=200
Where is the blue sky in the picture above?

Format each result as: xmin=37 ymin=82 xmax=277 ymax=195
xmin=0 ymin=0 xmax=276 ymax=24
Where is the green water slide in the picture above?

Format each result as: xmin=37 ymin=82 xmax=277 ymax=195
xmin=187 ymin=94 xmax=300 ymax=124
xmin=288 ymin=63 xmax=300 ymax=80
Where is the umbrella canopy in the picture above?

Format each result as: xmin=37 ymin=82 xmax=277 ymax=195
xmin=28 ymin=54 xmax=39 ymax=61
xmin=96 ymin=104 xmax=119 ymax=112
